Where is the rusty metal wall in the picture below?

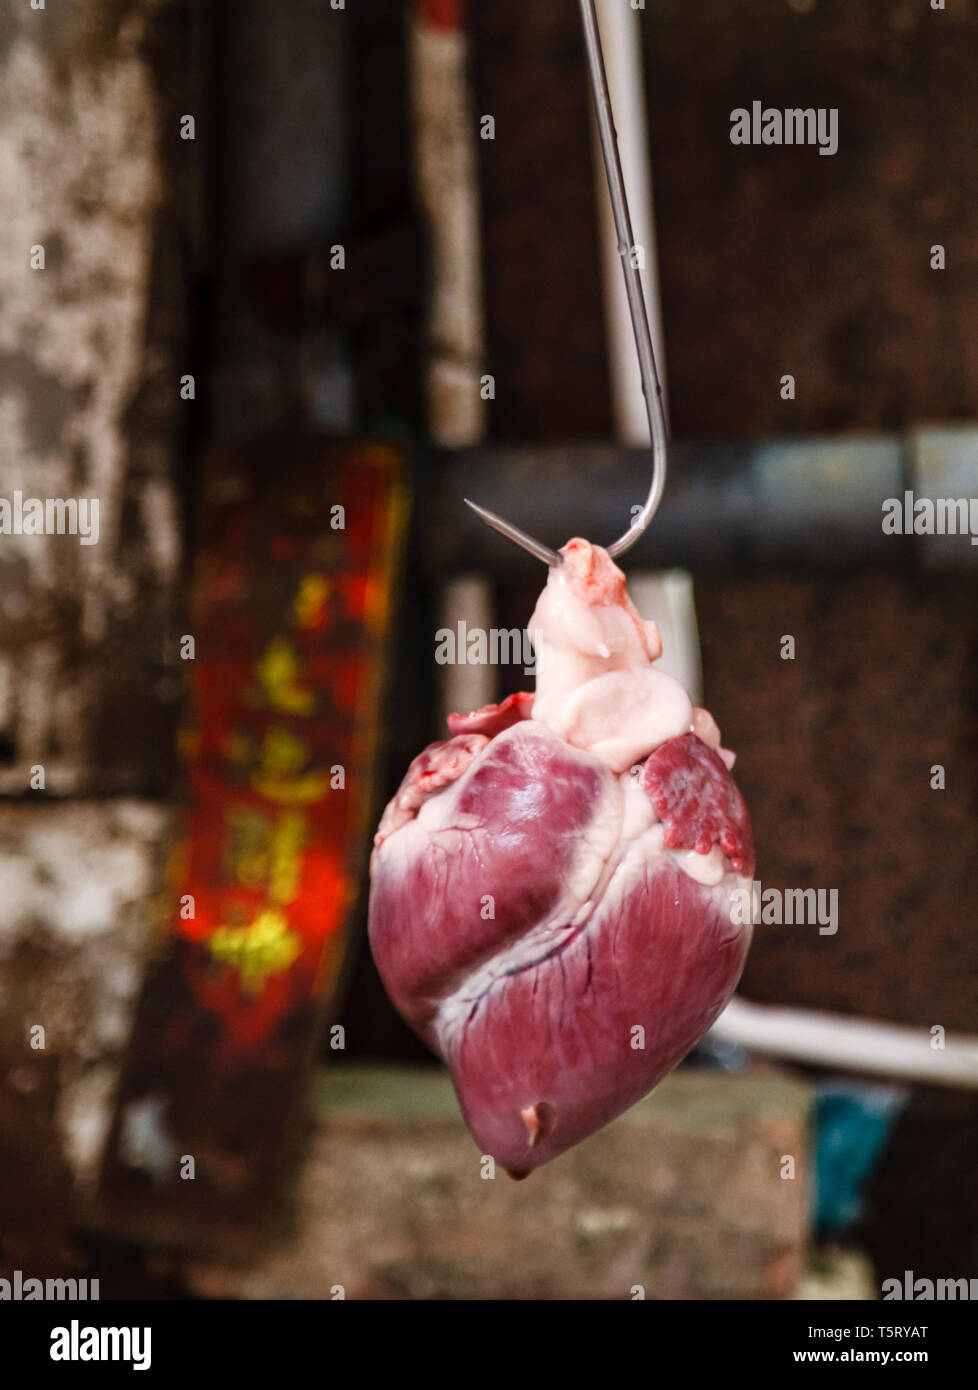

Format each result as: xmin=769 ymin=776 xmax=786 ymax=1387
xmin=645 ymin=0 xmax=978 ymax=438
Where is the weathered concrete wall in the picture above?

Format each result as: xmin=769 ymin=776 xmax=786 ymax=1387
xmin=0 ymin=0 xmax=193 ymax=1258
xmin=0 ymin=803 xmax=171 ymax=1206
xmin=0 ymin=0 xmax=187 ymax=796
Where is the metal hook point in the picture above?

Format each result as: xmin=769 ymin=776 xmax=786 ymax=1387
xmin=463 ymin=499 xmax=559 ymax=567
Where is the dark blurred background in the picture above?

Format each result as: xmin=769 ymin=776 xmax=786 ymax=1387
xmin=0 ymin=0 xmax=975 ymax=1299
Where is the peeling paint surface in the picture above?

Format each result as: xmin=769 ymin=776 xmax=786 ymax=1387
xmin=0 ymin=0 xmax=180 ymax=794
xmin=0 ymin=800 xmax=171 ymax=1194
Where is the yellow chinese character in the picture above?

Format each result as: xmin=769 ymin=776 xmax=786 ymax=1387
xmin=268 ymin=811 xmax=307 ymax=904
xmin=210 ymin=907 xmax=302 ymax=993
xmin=294 ymin=573 xmax=330 ymax=629
xmin=223 ymin=806 xmax=271 ymax=889
xmin=250 ymin=638 xmax=315 ymax=716
xmin=250 ymin=727 xmax=328 ymax=804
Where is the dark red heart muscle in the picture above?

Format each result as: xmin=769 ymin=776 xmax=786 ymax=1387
xmin=641 ymin=733 xmax=754 ymax=874
xmin=368 ymin=539 xmax=754 ymax=1175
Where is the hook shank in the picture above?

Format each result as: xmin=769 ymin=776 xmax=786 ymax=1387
xmin=579 ymin=0 xmax=668 ymax=558
xmin=465 ymin=0 xmax=668 ymax=564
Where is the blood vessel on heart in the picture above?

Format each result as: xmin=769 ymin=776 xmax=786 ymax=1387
xmin=369 ymin=538 xmax=754 ymax=1175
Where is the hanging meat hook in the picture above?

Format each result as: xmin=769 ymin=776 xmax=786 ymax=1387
xmin=465 ymin=0 xmax=669 ymax=566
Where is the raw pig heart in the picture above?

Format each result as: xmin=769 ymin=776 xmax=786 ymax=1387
xmin=368 ymin=539 xmax=754 ymax=1176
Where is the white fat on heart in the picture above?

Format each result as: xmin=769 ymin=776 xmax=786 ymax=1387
xmin=675 ymin=843 xmax=728 ymax=887
xmin=529 ymin=539 xmax=693 ymax=773
xmin=614 ymin=808 xmax=736 ymax=892
xmin=538 ymin=666 xmax=692 ymax=774
xmin=619 ymin=767 xmax=657 ymax=840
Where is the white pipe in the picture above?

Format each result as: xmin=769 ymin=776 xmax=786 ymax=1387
xmin=630 ymin=570 xmax=702 ymax=705
xmin=590 ymin=0 xmax=668 ymax=446
xmin=711 ymin=996 xmax=978 ymax=1089
xmin=437 ymin=576 xmax=496 ymax=731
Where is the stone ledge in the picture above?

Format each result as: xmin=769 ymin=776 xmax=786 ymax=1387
xmin=188 ymin=1062 xmax=811 ymax=1300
